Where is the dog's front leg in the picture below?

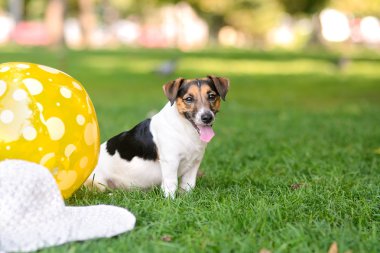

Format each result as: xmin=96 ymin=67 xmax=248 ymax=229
xmin=180 ymin=159 xmax=202 ymax=192
xmin=160 ymin=159 xmax=179 ymax=199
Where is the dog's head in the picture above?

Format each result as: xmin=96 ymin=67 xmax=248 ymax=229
xmin=162 ymin=76 xmax=229 ymax=142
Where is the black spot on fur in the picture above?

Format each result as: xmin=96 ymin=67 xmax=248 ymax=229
xmin=177 ymin=79 xmax=217 ymax=98
xmin=177 ymin=81 xmax=192 ymax=98
xmin=106 ymin=119 xmax=158 ymax=161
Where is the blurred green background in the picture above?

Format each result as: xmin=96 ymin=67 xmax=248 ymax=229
xmin=2 ymin=47 xmax=380 ymax=252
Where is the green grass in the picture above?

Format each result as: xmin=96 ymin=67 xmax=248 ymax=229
xmin=2 ymin=47 xmax=380 ymax=252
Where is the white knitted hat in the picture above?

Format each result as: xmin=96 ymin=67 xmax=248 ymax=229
xmin=0 ymin=160 xmax=136 ymax=252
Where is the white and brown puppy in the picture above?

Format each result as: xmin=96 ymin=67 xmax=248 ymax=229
xmin=85 ymin=76 xmax=229 ymax=198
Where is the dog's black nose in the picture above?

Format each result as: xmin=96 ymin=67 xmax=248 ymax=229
xmin=201 ymin=112 xmax=214 ymax=124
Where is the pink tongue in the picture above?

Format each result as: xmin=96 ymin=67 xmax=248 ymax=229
xmin=198 ymin=126 xmax=215 ymax=143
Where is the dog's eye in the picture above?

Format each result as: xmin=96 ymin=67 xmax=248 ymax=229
xmin=184 ymin=97 xmax=194 ymax=104
xmin=208 ymin=94 xmax=216 ymax=102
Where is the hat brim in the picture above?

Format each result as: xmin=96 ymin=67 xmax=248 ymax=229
xmin=2 ymin=204 xmax=135 ymax=252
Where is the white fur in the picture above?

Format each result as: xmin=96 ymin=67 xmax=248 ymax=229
xmin=85 ymin=102 xmax=207 ymax=198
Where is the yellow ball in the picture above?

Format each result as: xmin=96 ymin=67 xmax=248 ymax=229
xmin=0 ymin=62 xmax=100 ymax=199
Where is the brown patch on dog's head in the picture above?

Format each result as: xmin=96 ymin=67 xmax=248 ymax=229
xmin=175 ymin=84 xmax=199 ymax=116
xmin=208 ymin=75 xmax=230 ymax=101
xmin=201 ymin=82 xmax=222 ymax=114
xmin=162 ymin=77 xmax=185 ymax=105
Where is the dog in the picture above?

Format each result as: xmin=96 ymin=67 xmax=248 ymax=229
xmin=85 ymin=76 xmax=229 ymax=198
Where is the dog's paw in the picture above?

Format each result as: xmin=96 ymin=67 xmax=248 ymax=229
xmin=163 ymin=190 xmax=176 ymax=199
xmin=179 ymin=183 xmax=194 ymax=193
xmin=161 ymin=183 xmax=177 ymax=199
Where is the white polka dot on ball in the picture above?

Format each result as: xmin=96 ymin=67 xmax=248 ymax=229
xmin=46 ymin=117 xmax=65 ymax=141
xmin=12 ymin=89 xmax=28 ymax=101
xmin=0 ymin=110 xmax=14 ymax=124
xmin=0 ymin=66 xmax=10 ymax=72
xmin=72 ymin=81 xmax=82 ymax=90
xmin=22 ymin=126 xmax=37 ymax=141
xmin=65 ymin=144 xmax=77 ymax=157
xmin=60 ymin=87 xmax=72 ymax=99
xmin=0 ymin=80 xmax=6 ymax=96
xmin=36 ymin=102 xmax=44 ymax=111
xmin=38 ymin=65 xmax=60 ymax=74
xmin=84 ymin=122 xmax=96 ymax=145
xmin=80 ymin=156 xmax=88 ymax=168
xmin=16 ymin=63 xmax=30 ymax=69
xmin=76 ymin=114 xmax=85 ymax=126
xmin=86 ymin=96 xmax=93 ymax=114
xmin=40 ymin=152 xmax=55 ymax=166
xmin=23 ymin=78 xmax=43 ymax=95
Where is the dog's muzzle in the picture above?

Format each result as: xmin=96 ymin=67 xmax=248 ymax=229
xmin=200 ymin=112 xmax=214 ymax=124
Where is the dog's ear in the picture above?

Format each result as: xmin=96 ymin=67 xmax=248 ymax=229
xmin=208 ymin=75 xmax=230 ymax=101
xmin=162 ymin=77 xmax=185 ymax=106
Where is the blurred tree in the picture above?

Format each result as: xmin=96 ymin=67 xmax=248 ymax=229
xmin=65 ymin=0 xmax=79 ymax=16
xmin=79 ymin=0 xmax=96 ymax=47
xmin=277 ymin=0 xmax=330 ymax=46
xmin=190 ymin=0 xmax=282 ymax=40
xmin=224 ymin=0 xmax=282 ymax=40
xmin=141 ymin=0 xmax=281 ymax=42
xmin=101 ymin=0 xmax=282 ymax=42
xmin=277 ymin=0 xmax=329 ymax=16
xmin=45 ymin=0 xmax=65 ymax=46
xmin=8 ymin=0 xmax=24 ymax=22
xmin=102 ymin=0 xmax=119 ymax=25
xmin=25 ymin=0 xmax=45 ymax=20
xmin=108 ymin=0 xmax=133 ymax=15
xmin=330 ymin=0 xmax=380 ymax=16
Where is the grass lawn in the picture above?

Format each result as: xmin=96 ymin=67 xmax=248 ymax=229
xmin=2 ymin=47 xmax=380 ymax=252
